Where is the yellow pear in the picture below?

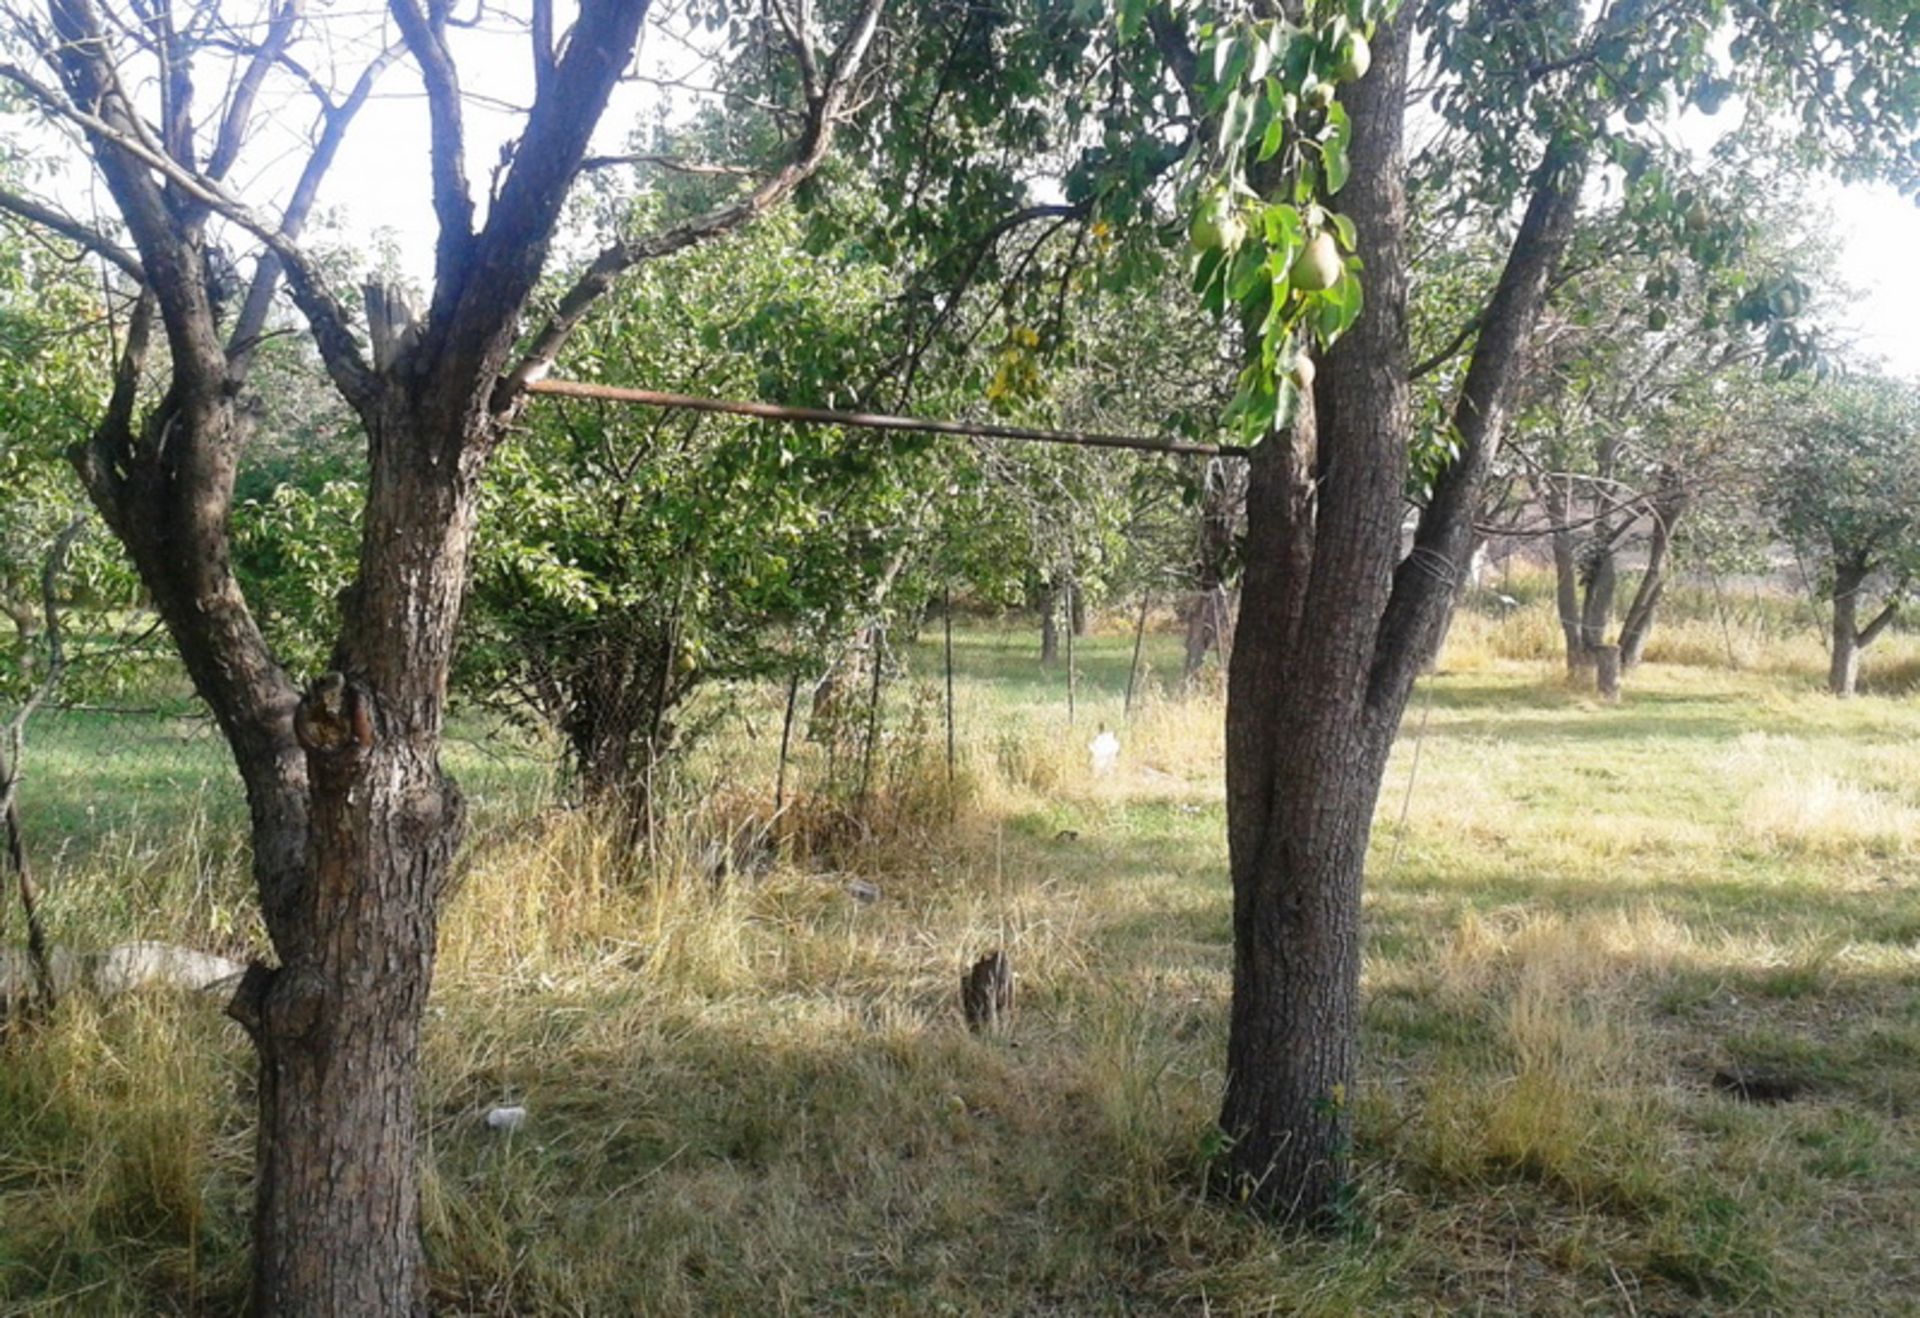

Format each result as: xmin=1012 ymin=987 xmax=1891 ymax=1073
xmin=1290 ymin=231 xmax=1343 ymax=291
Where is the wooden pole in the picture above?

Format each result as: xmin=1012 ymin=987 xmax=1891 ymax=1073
xmin=943 ymin=587 xmax=956 ymax=792
xmin=1064 ymin=571 xmax=1077 ymax=728
xmin=1124 ymin=589 xmax=1151 ymax=718
xmin=774 ymin=669 xmax=800 ymax=818
xmin=526 ymin=378 xmax=1250 ymax=459
xmin=856 ymin=629 xmax=885 ymax=813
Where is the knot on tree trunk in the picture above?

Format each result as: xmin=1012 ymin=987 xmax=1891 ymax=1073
xmin=228 ymin=962 xmax=328 ymax=1046
xmin=293 ymin=672 xmax=376 ymax=755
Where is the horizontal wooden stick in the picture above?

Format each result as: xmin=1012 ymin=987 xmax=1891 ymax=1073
xmin=525 ymin=378 xmax=1250 ymax=458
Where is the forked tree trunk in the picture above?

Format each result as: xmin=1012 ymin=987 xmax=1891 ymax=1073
xmin=1219 ymin=23 xmax=1411 ymax=1214
xmin=1221 ymin=17 xmax=1585 ymax=1216
xmin=1824 ymin=553 xmax=1898 ymax=698
xmin=229 ymin=387 xmax=481 ymax=1312
xmin=1619 ymin=480 xmax=1688 ymax=668
xmin=29 ymin=0 xmax=880 ymax=1304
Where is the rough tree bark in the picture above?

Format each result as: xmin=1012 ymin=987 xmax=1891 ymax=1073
xmin=1221 ymin=15 xmax=1587 ymax=1215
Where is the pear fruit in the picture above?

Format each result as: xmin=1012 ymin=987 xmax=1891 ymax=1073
xmin=1189 ymin=191 xmax=1246 ymax=253
xmin=1289 ymin=231 xmax=1343 ymax=291
xmin=1334 ymin=33 xmax=1371 ymax=82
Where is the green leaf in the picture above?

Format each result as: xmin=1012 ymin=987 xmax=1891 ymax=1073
xmin=1257 ymin=113 xmax=1285 ymax=162
xmin=1226 ymin=241 xmax=1267 ymax=300
xmin=1220 ymin=88 xmax=1257 ymax=156
xmin=1321 ymin=102 xmax=1351 ymax=194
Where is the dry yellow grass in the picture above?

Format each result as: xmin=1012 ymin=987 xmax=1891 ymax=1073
xmin=7 ymin=602 xmax=1920 ymax=1313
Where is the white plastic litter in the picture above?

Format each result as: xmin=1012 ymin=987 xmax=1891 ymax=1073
xmin=485 ymin=1105 xmax=528 ymax=1132
xmin=1089 ymin=727 xmax=1121 ymax=775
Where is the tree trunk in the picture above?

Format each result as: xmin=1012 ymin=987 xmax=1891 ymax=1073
xmin=79 ymin=349 xmax=489 ymax=1318
xmin=1218 ymin=34 xmax=1586 ymax=1217
xmin=1184 ymin=583 xmax=1229 ymax=681
xmin=228 ymin=387 xmax=480 ymax=1314
xmin=1593 ymin=644 xmax=1622 ymax=702
xmin=1418 ymin=531 xmax=1482 ymax=674
xmin=1220 ymin=20 xmax=1411 ymax=1216
xmin=1069 ymin=577 xmax=1089 ymax=637
xmin=1618 ymin=480 xmax=1688 ymax=668
xmin=557 ymin=624 xmax=681 ymax=819
xmin=1828 ymin=555 xmax=1867 ymax=697
xmin=31 ymin=0 xmax=686 ymax=1304
xmin=1577 ymin=536 xmax=1617 ymax=658
xmin=1542 ymin=475 xmax=1585 ymax=673
xmin=1375 ymin=139 xmax=1589 ymax=677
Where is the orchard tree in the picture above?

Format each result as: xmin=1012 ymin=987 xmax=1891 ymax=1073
xmin=1768 ymin=373 xmax=1920 ymax=696
xmin=841 ymin=0 xmax=1917 ymax=1217
xmin=1496 ymin=193 xmax=1824 ymax=680
xmin=465 ymin=208 xmax=933 ymax=811
xmin=1187 ymin=0 xmax=1920 ymax=1213
xmin=0 ymin=0 xmax=886 ymax=1308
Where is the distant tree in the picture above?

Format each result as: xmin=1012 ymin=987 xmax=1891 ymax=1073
xmin=1496 ymin=191 xmax=1827 ymax=681
xmin=0 ymin=218 xmax=102 ymax=675
xmin=1767 ymin=374 xmax=1920 ymax=696
xmin=465 ymin=210 xmax=931 ymax=813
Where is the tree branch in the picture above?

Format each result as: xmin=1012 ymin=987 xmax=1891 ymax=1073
xmin=498 ymin=0 xmax=888 ymax=406
xmin=1 ymin=50 xmax=375 ymax=403
xmin=576 ymin=152 xmax=756 ymax=177
xmin=227 ymin=41 xmax=404 ymax=372
xmin=1371 ymin=138 xmax=1588 ymax=711
xmin=1858 ymin=598 xmax=1901 ymax=648
xmin=388 ymin=0 xmax=476 ymax=304
xmin=207 ymin=0 xmax=303 ymax=181
xmin=0 ymin=186 xmax=145 ymax=281
xmin=530 ymin=0 xmax=556 ymax=94
xmin=1409 ymin=311 xmax=1481 ymax=381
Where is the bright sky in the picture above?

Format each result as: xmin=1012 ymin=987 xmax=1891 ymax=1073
xmin=1830 ymin=183 xmax=1920 ymax=379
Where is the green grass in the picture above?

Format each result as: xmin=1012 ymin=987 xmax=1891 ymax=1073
xmin=5 ymin=605 xmax=1920 ymax=1314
